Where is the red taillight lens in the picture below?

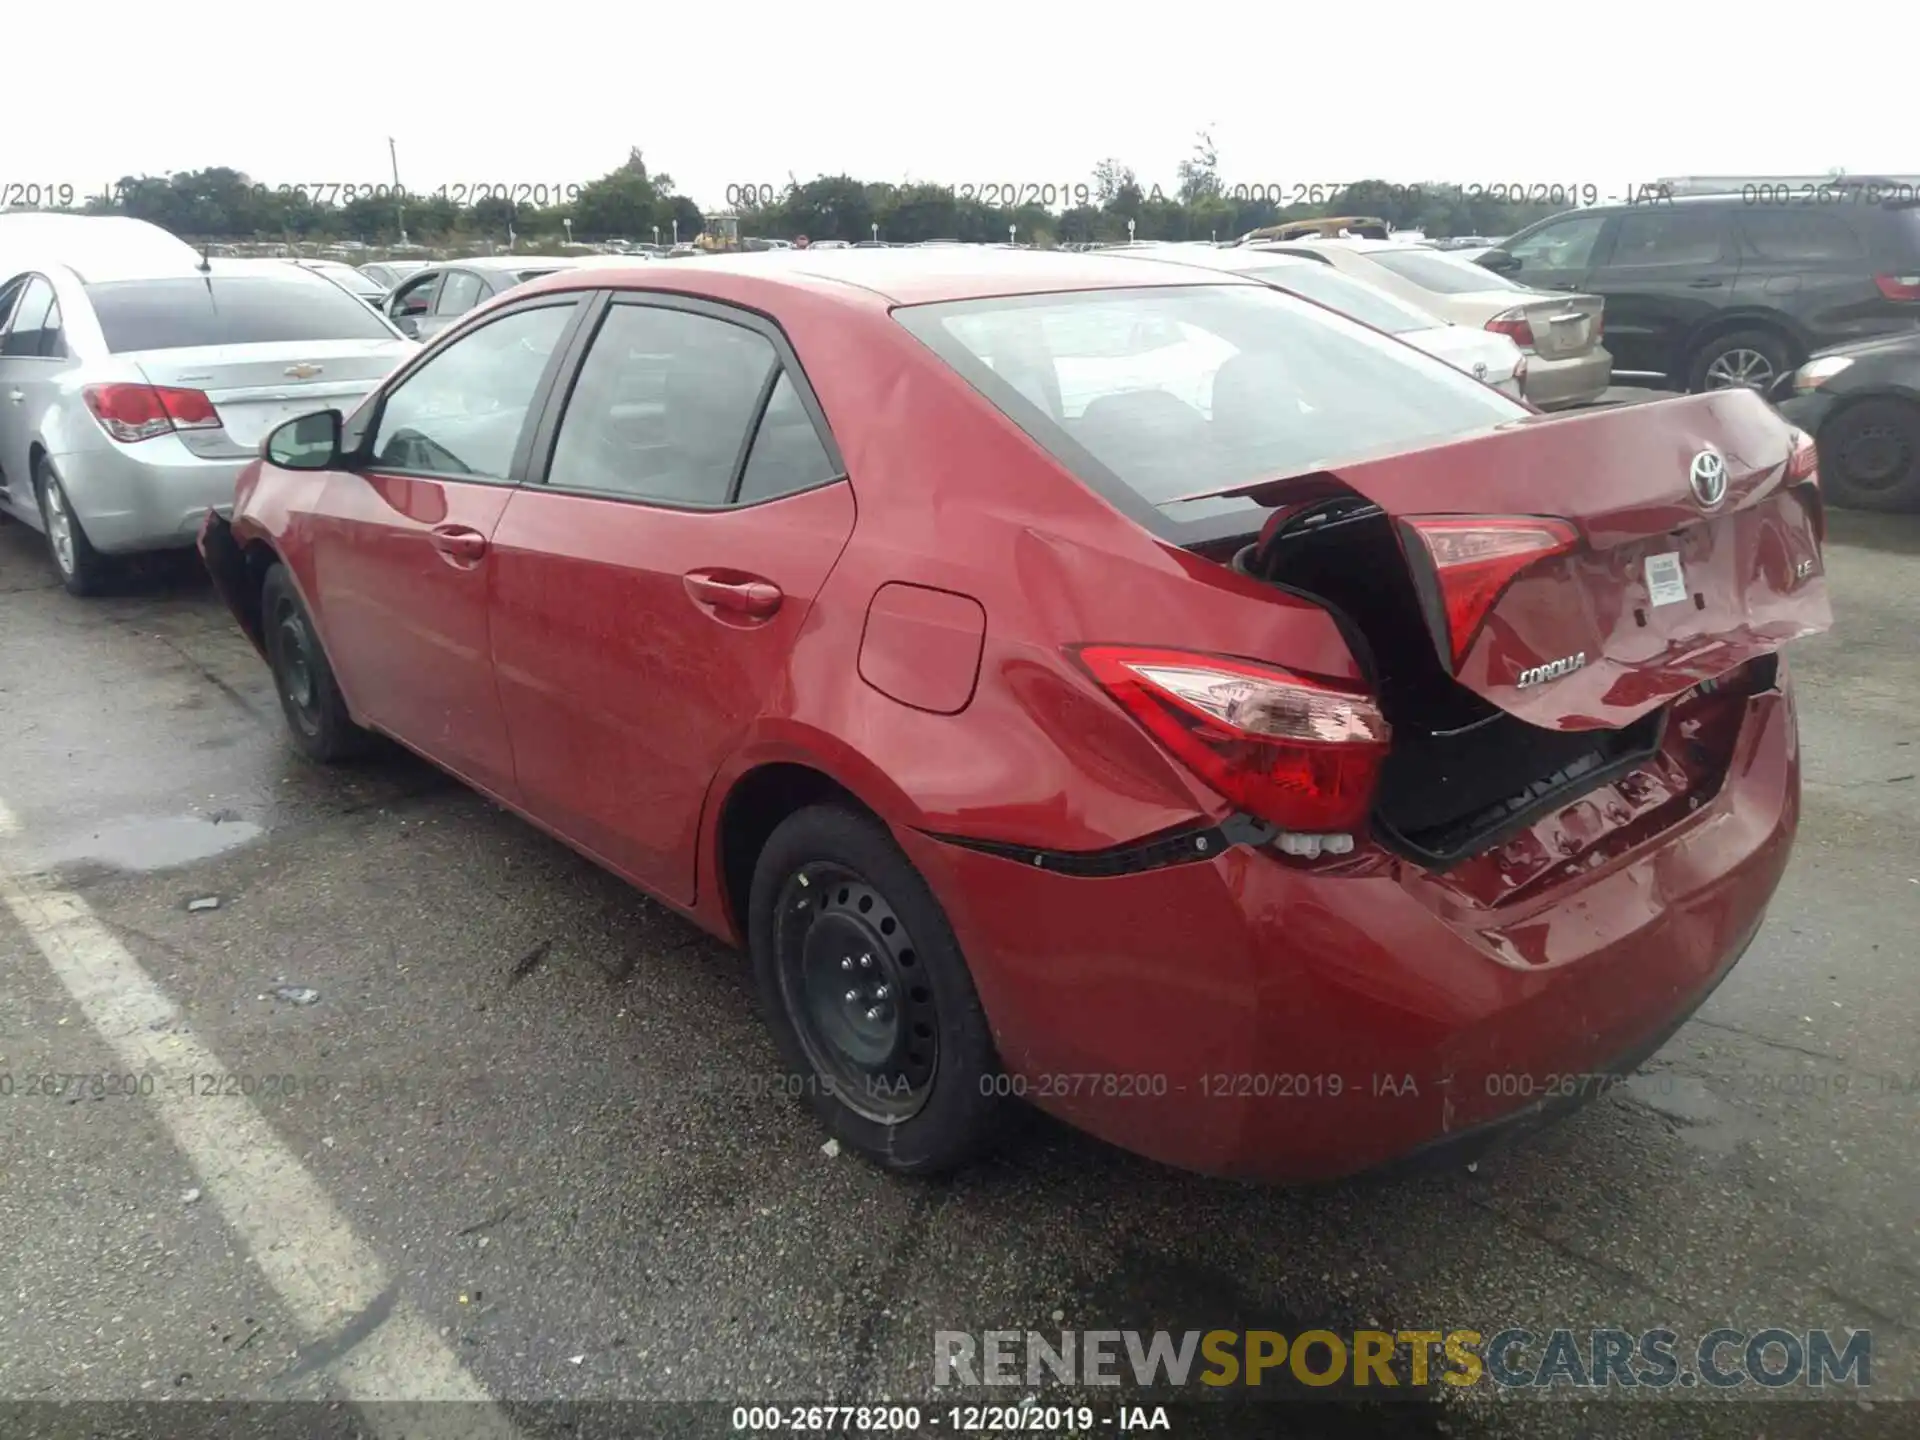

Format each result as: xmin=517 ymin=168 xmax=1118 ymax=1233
xmin=82 ymin=383 xmax=221 ymax=443
xmin=1785 ymin=426 xmax=1819 ymax=483
xmin=1873 ymin=273 xmax=1920 ymax=301
xmin=1486 ymin=307 xmax=1535 ymax=347
xmin=1403 ymin=517 xmax=1580 ymax=669
xmin=1077 ymin=645 xmax=1389 ymax=832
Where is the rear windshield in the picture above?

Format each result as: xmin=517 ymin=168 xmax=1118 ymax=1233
xmin=1363 ymin=248 xmax=1525 ymax=294
xmin=895 ymin=284 xmax=1525 ymax=527
xmin=86 ymin=276 xmax=395 ymax=352
xmin=1247 ymin=264 xmax=1439 ymax=334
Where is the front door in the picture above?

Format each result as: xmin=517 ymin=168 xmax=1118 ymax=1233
xmin=306 ymin=296 xmax=581 ymax=797
xmin=489 ymin=296 xmax=855 ymax=903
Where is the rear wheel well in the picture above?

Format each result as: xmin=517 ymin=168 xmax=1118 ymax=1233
xmin=718 ymin=764 xmax=876 ymax=941
xmin=231 ymin=541 xmax=285 ymax=651
xmin=1682 ymin=315 xmax=1802 ymax=374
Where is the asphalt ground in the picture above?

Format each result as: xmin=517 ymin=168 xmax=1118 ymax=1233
xmin=0 ymin=496 xmax=1915 ymax=1440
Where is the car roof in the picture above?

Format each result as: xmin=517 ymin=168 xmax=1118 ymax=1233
xmin=513 ymin=246 xmax=1255 ymax=307
xmin=1098 ymin=245 xmax=1318 ymax=275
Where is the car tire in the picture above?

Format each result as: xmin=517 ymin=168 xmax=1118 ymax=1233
xmin=260 ymin=564 xmax=375 ymax=763
xmin=1687 ymin=329 xmax=1794 ymax=395
xmin=35 ymin=460 xmax=112 ymax=597
xmin=748 ymin=803 xmax=1002 ymax=1175
xmin=1819 ymin=397 xmax=1920 ymax=511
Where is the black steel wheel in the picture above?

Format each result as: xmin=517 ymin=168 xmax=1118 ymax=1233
xmin=1821 ymin=398 xmax=1920 ymax=511
xmin=260 ymin=565 xmax=374 ymax=763
xmin=749 ymin=804 xmax=1002 ymax=1173
xmin=773 ymin=863 xmax=940 ymax=1122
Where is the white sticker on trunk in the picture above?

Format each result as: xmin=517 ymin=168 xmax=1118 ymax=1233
xmin=1645 ymin=551 xmax=1688 ymax=607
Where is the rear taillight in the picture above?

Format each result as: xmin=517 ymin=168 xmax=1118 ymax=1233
xmin=1077 ymin=645 xmax=1389 ymax=834
xmin=82 ymin=383 xmax=221 ymax=443
xmin=1785 ymin=427 xmax=1819 ymax=483
xmin=1485 ymin=308 xmax=1535 ymax=347
xmin=1873 ymin=273 xmax=1920 ymax=301
xmin=1402 ymin=517 xmax=1580 ymax=669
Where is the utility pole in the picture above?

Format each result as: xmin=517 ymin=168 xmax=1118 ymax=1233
xmin=388 ymin=137 xmax=408 ymax=246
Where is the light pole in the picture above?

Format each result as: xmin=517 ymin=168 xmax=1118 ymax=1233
xmin=388 ymin=136 xmax=407 ymax=245
xmin=1008 ymin=223 xmax=1016 ymax=247
xmin=672 ymin=218 xmax=679 ymax=244
xmin=563 ymin=217 xmax=573 ymax=246
xmin=653 ymin=224 xmax=660 ymax=247
xmin=871 ymin=222 xmax=879 ymax=244
xmin=1127 ymin=218 xmax=1136 ymax=243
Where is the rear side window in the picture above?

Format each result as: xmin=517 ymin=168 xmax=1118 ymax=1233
xmin=897 ymin=284 xmax=1524 ymax=525
xmin=1605 ymin=210 xmax=1729 ymax=268
xmin=736 ymin=372 xmax=840 ymax=502
xmin=86 ymin=276 xmax=394 ymax=352
xmin=546 ymin=303 xmax=779 ymax=506
xmin=1738 ymin=210 xmax=1865 ymax=263
xmin=1363 ymin=248 xmax=1522 ymax=294
xmin=1249 ymin=264 xmax=1437 ymax=333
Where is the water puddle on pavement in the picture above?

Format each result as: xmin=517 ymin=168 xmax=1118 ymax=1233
xmin=48 ymin=814 xmax=266 ymax=877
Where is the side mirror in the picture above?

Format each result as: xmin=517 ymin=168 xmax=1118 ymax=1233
xmin=1480 ymin=250 xmax=1521 ymax=275
xmin=265 ymin=409 xmax=343 ymax=471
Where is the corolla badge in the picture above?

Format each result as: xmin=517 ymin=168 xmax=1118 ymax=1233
xmin=1689 ymin=448 xmax=1728 ymax=508
xmin=1516 ymin=652 xmax=1587 ymax=689
xmin=1472 ymin=361 xmax=1489 ymax=380
xmin=283 ymin=363 xmax=324 ymax=380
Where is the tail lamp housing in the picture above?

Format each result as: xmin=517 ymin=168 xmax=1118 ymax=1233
xmin=1400 ymin=516 xmax=1580 ymax=670
xmin=1077 ymin=645 xmax=1389 ymax=833
xmin=82 ymin=383 xmax=221 ymax=443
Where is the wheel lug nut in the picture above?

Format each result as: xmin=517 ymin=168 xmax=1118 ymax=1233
xmin=844 ymin=989 xmax=861 ymax=1004
xmin=840 ymin=957 xmax=854 ymax=971
xmin=872 ymin=984 xmax=890 ymax=1000
xmin=859 ymin=953 xmax=873 ymax=969
xmin=864 ymin=1006 xmax=884 ymax=1021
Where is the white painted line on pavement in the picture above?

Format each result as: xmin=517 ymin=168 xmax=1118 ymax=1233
xmin=0 ymin=795 xmax=520 ymax=1439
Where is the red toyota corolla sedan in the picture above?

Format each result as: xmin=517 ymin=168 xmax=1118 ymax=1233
xmin=199 ymin=249 xmax=1831 ymax=1182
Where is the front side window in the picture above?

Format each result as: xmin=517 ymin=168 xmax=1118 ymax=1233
xmin=391 ymin=274 xmax=438 ymax=318
xmin=368 ymin=303 xmax=574 ymax=480
xmin=897 ymin=284 xmax=1525 ymax=525
xmin=1506 ymin=215 xmax=1608 ymax=272
xmin=546 ymin=304 xmax=779 ymax=505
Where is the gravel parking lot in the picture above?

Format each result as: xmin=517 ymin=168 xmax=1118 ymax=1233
xmin=0 ymin=505 xmax=1915 ymax=1439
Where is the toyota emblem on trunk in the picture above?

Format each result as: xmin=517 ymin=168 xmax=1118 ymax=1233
xmin=1689 ymin=448 xmax=1728 ymax=508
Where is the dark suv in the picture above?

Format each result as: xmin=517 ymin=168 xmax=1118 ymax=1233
xmin=1478 ymin=196 xmax=1920 ymax=394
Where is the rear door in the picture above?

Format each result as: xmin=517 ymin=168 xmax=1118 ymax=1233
xmin=307 ymin=295 xmax=586 ymax=796
xmin=1731 ymin=207 xmax=1896 ymax=352
xmin=1581 ymin=207 xmax=1740 ymax=381
xmin=488 ymin=293 xmax=854 ymax=904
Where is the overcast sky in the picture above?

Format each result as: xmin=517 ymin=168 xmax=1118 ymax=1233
xmin=12 ymin=1 xmax=1903 ymax=211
